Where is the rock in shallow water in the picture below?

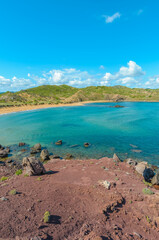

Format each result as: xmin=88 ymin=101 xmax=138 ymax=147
xmin=40 ymin=149 xmax=50 ymax=161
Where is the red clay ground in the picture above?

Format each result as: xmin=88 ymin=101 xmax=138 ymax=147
xmin=0 ymin=157 xmax=159 ymax=240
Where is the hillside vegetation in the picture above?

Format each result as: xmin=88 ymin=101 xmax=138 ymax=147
xmin=0 ymin=85 xmax=159 ymax=107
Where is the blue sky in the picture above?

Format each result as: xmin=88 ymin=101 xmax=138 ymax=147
xmin=0 ymin=0 xmax=159 ymax=91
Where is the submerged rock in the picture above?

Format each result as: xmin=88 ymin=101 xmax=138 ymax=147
xmin=151 ymin=172 xmax=159 ymax=185
xmin=55 ymin=140 xmax=62 ymax=145
xmin=40 ymin=149 xmax=50 ymax=161
xmin=22 ymin=157 xmax=46 ymax=176
xmin=143 ymin=168 xmax=154 ymax=182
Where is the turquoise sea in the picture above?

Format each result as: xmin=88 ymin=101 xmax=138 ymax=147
xmin=0 ymin=102 xmax=159 ymax=166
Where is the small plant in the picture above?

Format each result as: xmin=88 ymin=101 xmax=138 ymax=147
xmin=15 ymin=169 xmax=23 ymax=176
xmin=146 ymin=216 xmax=151 ymax=223
xmin=37 ymin=177 xmax=42 ymax=181
xmin=143 ymin=180 xmax=152 ymax=187
xmin=43 ymin=211 xmax=51 ymax=223
xmin=9 ymin=189 xmax=17 ymax=195
xmin=115 ymin=177 xmax=119 ymax=181
xmin=142 ymin=188 xmax=154 ymax=195
xmin=0 ymin=176 xmax=8 ymax=182
xmin=129 ymin=200 xmax=133 ymax=204
xmin=24 ymin=174 xmax=29 ymax=177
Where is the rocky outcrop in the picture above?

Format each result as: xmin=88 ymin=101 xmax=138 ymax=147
xmin=0 ymin=147 xmax=10 ymax=158
xmin=126 ymin=158 xmax=137 ymax=166
xmin=113 ymin=153 xmax=121 ymax=162
xmin=40 ymin=149 xmax=50 ymax=161
xmin=143 ymin=168 xmax=154 ymax=182
xmin=22 ymin=157 xmax=46 ymax=176
xmin=135 ymin=162 xmax=147 ymax=175
xmin=151 ymin=172 xmax=159 ymax=185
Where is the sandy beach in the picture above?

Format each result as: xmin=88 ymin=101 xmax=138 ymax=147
xmin=0 ymin=100 xmax=116 ymax=115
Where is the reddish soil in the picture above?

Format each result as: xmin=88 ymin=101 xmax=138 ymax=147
xmin=0 ymin=157 xmax=159 ymax=240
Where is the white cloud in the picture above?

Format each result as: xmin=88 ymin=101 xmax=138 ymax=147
xmin=102 ymin=61 xmax=145 ymax=87
xmin=103 ymin=12 xmax=121 ymax=23
xmin=145 ymin=76 xmax=159 ymax=88
xmin=0 ymin=62 xmax=158 ymax=91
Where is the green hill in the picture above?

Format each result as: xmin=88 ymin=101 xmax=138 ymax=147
xmin=0 ymin=85 xmax=159 ymax=107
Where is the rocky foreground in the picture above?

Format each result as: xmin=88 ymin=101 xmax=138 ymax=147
xmin=0 ymin=144 xmax=159 ymax=239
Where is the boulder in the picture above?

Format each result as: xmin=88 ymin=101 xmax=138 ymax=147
xmin=84 ymin=142 xmax=90 ymax=147
xmin=22 ymin=157 xmax=46 ymax=176
xmin=19 ymin=142 xmax=25 ymax=147
xmin=40 ymin=149 xmax=50 ymax=161
xmin=151 ymin=172 xmax=159 ymax=185
xmin=114 ymin=105 xmax=124 ymax=108
xmin=126 ymin=158 xmax=138 ymax=166
xmin=33 ymin=143 xmax=41 ymax=151
xmin=135 ymin=162 xmax=147 ymax=175
xmin=55 ymin=140 xmax=62 ymax=145
xmin=0 ymin=149 xmax=9 ymax=158
xmin=113 ymin=153 xmax=121 ymax=162
xmin=143 ymin=168 xmax=154 ymax=182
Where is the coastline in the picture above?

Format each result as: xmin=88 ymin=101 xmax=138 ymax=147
xmin=0 ymin=100 xmax=114 ymax=115
xmin=0 ymin=99 xmax=159 ymax=115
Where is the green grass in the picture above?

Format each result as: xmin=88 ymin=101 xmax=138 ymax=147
xmin=142 ymin=188 xmax=154 ymax=195
xmin=37 ymin=177 xmax=42 ymax=181
xmin=1 ymin=85 xmax=159 ymax=107
xmin=15 ymin=169 xmax=23 ymax=176
xmin=0 ymin=176 xmax=8 ymax=182
xmin=143 ymin=180 xmax=152 ymax=187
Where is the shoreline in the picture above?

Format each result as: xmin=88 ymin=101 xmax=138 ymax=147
xmin=0 ymin=99 xmax=159 ymax=115
xmin=0 ymin=100 xmax=115 ymax=115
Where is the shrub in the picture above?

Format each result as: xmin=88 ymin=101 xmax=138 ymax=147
xmin=15 ymin=169 xmax=23 ymax=176
xmin=0 ymin=176 xmax=8 ymax=182
xmin=9 ymin=189 xmax=17 ymax=195
xmin=142 ymin=188 xmax=154 ymax=195
xmin=43 ymin=211 xmax=51 ymax=223
xmin=143 ymin=180 xmax=152 ymax=187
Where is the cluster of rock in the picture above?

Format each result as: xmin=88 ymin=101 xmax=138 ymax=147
xmin=125 ymin=156 xmax=159 ymax=186
xmin=0 ymin=144 xmax=10 ymax=158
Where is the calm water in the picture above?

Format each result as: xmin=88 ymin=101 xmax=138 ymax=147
xmin=0 ymin=102 xmax=159 ymax=165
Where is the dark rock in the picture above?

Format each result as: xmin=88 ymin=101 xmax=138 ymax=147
xmin=113 ymin=153 xmax=121 ymax=162
xmin=0 ymin=149 xmax=9 ymax=158
xmin=30 ymin=148 xmax=39 ymax=154
xmin=65 ymin=153 xmax=73 ymax=159
xmin=40 ymin=149 xmax=50 ymax=161
xmin=19 ymin=142 xmax=26 ymax=147
xmin=114 ymin=105 xmax=124 ymax=108
xmin=22 ymin=157 xmax=46 ymax=176
xmin=151 ymin=172 xmax=159 ymax=185
xmin=55 ymin=140 xmax=62 ymax=145
xmin=126 ymin=158 xmax=138 ymax=166
xmin=143 ymin=168 xmax=155 ymax=182
xmin=50 ymin=155 xmax=61 ymax=159
xmin=5 ymin=158 xmax=22 ymax=170
xmin=0 ymin=161 xmax=5 ymax=166
xmin=84 ymin=142 xmax=90 ymax=147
